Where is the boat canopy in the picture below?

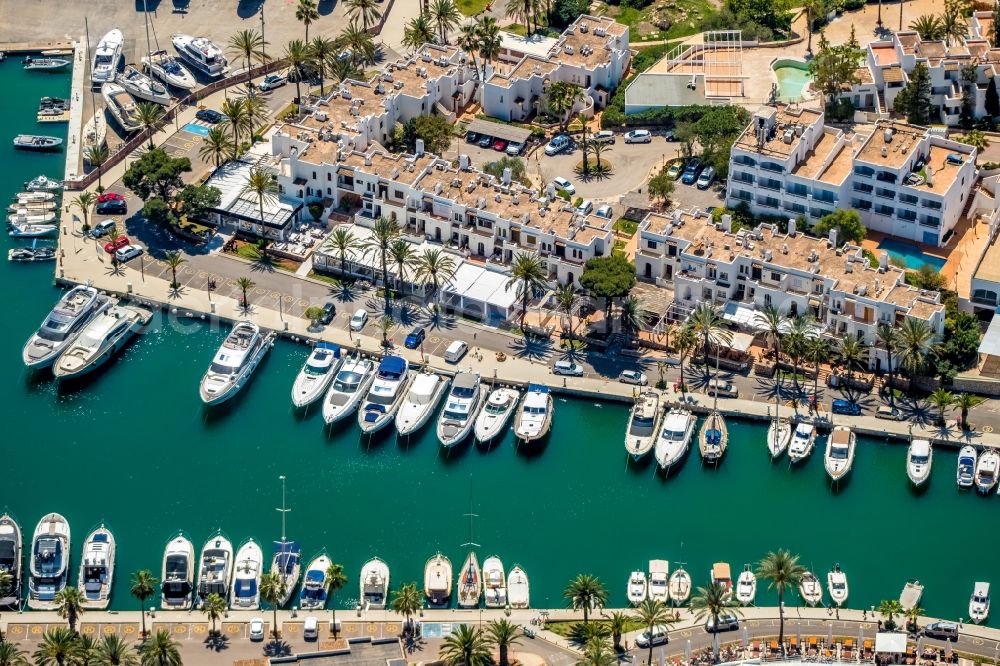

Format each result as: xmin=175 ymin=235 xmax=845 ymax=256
xmin=316 ymin=341 xmax=341 ymax=357
xmin=234 ymin=579 xmax=257 ymax=597
xmin=305 ymin=569 xmax=324 ymax=583
xmin=273 ymin=541 xmax=301 ymax=574
xmin=910 ymin=440 xmax=931 ymax=457
xmin=454 ymin=372 xmax=478 ymax=390
xmin=712 ymin=562 xmax=731 ymax=580
xmin=527 ymin=384 xmax=549 ymax=393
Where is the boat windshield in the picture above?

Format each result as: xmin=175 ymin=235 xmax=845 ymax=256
xmin=485 ymin=401 xmax=509 ymax=414
xmin=910 ymin=454 xmax=929 ymax=464
xmin=165 ymin=555 xmax=188 ymax=578
xmin=524 ymin=405 xmax=546 ymax=415
xmin=304 ymin=361 xmax=331 ymax=376
xmin=831 ymin=445 xmax=850 ymax=459
xmin=333 ymin=371 xmax=362 ymax=392
xmin=452 ymin=385 xmax=476 ymax=398
xmin=662 ymin=426 xmax=686 ymax=441
xmin=95 ymin=54 xmax=113 ymax=66
xmin=37 ymin=316 xmax=72 ymax=342
xmin=209 ymin=362 xmax=238 ymax=375
xmin=443 ymin=408 xmax=469 ymax=421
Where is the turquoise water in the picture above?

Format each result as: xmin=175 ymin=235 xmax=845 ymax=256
xmin=877 ymin=238 xmax=946 ymax=271
xmin=773 ymin=60 xmax=814 ymax=103
xmin=2 ymin=59 xmax=999 ymax=622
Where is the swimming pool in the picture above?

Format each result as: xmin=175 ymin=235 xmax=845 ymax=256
xmin=877 ymin=238 xmax=946 ymax=271
xmin=772 ymin=59 xmax=814 ymax=103
xmin=181 ymin=122 xmax=210 ymax=137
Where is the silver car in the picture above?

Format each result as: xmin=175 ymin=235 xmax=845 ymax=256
xmin=618 ymin=370 xmax=648 ymax=386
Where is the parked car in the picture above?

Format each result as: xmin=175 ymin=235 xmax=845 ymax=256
xmin=666 ymin=161 xmax=684 ymax=179
xmin=478 ymin=135 xmax=493 ymax=148
xmin=707 ymin=378 xmax=738 ymax=398
xmin=618 ymin=370 xmax=648 ymax=386
xmin=303 ymin=617 xmax=319 ymax=640
xmin=404 ymin=326 xmax=426 ymax=349
xmin=249 ymin=618 xmax=265 ymax=641
xmin=97 ymin=191 xmax=124 ymax=203
xmin=553 ymin=360 xmax=584 ymax=376
xmin=696 ymin=165 xmax=717 ymax=189
xmin=444 ymin=340 xmax=468 ymax=363
xmin=320 ymin=302 xmax=336 ymax=325
xmin=195 ymin=108 xmax=224 ymax=123
xmin=831 ymin=399 xmax=862 ymax=416
xmin=552 ymin=176 xmax=575 ymax=195
xmin=465 ymin=131 xmax=479 ymax=143
xmin=681 ymin=159 xmax=702 ymax=185
xmin=114 ymin=244 xmax=143 ymax=263
xmin=875 ymin=405 xmax=902 ymax=420
xmin=492 ymin=138 xmax=508 ymax=152
xmin=505 ymin=141 xmax=524 ymax=156
xmin=544 ymin=134 xmax=571 ymax=156
xmin=96 ymin=199 xmax=127 ymax=215
xmin=595 ymin=204 xmax=613 ymax=219
xmin=103 ymin=235 xmax=130 ymax=254
xmin=636 ymin=625 xmax=669 ymax=648
xmin=664 ymin=128 xmax=676 ymax=141
xmin=350 ymin=308 xmax=368 ymax=331
xmin=624 ymin=129 xmax=652 ymax=144
xmin=576 ymin=199 xmax=594 ymax=215
xmin=923 ymin=622 xmax=959 ymax=640
xmin=258 ymin=74 xmax=287 ymax=91
xmin=592 ymin=130 xmax=615 ymax=144
xmin=705 ymin=613 xmax=740 ymax=633
xmin=90 ymin=219 xmax=117 ymax=238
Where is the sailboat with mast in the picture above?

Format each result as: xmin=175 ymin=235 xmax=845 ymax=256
xmin=139 ymin=0 xmax=196 ymax=91
xmin=119 ymin=1 xmax=170 ymax=105
xmin=457 ymin=493 xmax=482 ymax=608
xmin=268 ymin=475 xmax=300 ymax=606
xmin=766 ymin=379 xmax=791 ymax=458
xmin=699 ymin=351 xmax=728 ymax=464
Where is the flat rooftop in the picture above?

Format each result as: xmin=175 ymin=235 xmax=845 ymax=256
xmin=499 ymin=31 xmax=559 ymax=59
xmin=552 ymin=15 xmax=628 ymax=69
xmin=733 ymin=105 xmax=823 ymax=159
xmin=790 ymin=129 xmax=842 ymax=180
xmin=870 ymin=44 xmax=899 ymax=65
xmin=975 ymin=231 xmax=1000 ymax=286
xmin=855 ymin=121 xmax=923 ymax=170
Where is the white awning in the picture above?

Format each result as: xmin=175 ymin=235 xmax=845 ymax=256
xmin=728 ymin=331 xmax=754 ymax=353
xmin=723 ymin=302 xmax=758 ymax=327
xmin=442 ymin=262 xmax=516 ymax=323
xmin=874 ymin=633 xmax=907 ymax=653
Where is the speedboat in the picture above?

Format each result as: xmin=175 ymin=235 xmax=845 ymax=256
xmin=437 ymin=371 xmax=483 ymax=446
xmin=827 ymin=564 xmax=848 ymax=607
xmin=627 ymin=570 xmax=647 ymax=606
xmin=27 ymin=513 xmax=70 ymax=609
xmin=907 ymin=439 xmax=933 ymax=486
xmin=9 ymin=222 xmax=57 ymax=238
xmin=8 ymin=200 xmax=56 ymax=213
xmin=799 ymin=570 xmax=822 ymax=606
xmin=957 ymin=445 xmax=977 ymax=488
xmin=322 ymin=357 xmax=375 ymax=425
xmin=161 ymin=532 xmax=195 ymax=609
xmin=102 ymin=82 xmax=142 ymax=133
xmin=767 ymin=418 xmax=792 ymax=458
xmin=970 ymin=581 xmax=990 ymax=623
xmin=900 ymin=579 xmax=924 ymax=611
xmin=0 ymin=514 xmax=23 ymax=608
xmin=23 ymin=56 xmax=70 ymax=71
xmin=8 ymin=209 xmax=56 ymax=224
xmin=118 ymin=65 xmax=171 ymax=105
xmin=699 ymin=411 xmax=728 ymax=463
xmin=358 ymin=356 xmax=411 ymax=434
xmin=53 ymin=303 xmax=151 ymax=379
xmin=975 ymin=448 xmax=999 ymax=494
xmin=508 ymin=565 xmax=529 ymax=609
xmin=457 ymin=551 xmax=481 ymax=608
xmin=668 ymin=567 xmax=691 ymax=604
xmin=9 ymin=247 xmax=56 ymax=263
xmin=655 ymin=408 xmax=696 ymax=470
xmin=291 ymin=342 xmax=342 ymax=408
xmin=230 ymin=539 xmax=263 ymax=610
xmin=92 ymin=29 xmax=124 ymax=86
xmin=625 ymin=391 xmax=661 ymax=459
xmin=78 ymin=525 xmax=115 ymax=609
xmin=270 ymin=540 xmax=301 ymax=607
xmin=424 ymin=553 xmax=452 ymax=607
xmin=15 ymin=191 xmax=55 ymax=203
xmin=196 ymin=532 xmax=233 ymax=608
xmin=13 ymin=135 xmax=63 ymax=151
xmin=23 ymin=286 xmax=110 ymax=369
xmin=359 ymin=557 xmax=389 ymax=610
xmin=299 ymin=552 xmax=333 ymax=611
xmin=648 ymin=560 xmax=669 ymax=603
xmin=514 ymin=384 xmax=553 ymax=443
xmin=711 ymin=562 xmax=732 ymax=602
xmin=82 ymin=111 xmax=108 ymax=156
xmin=171 ymin=34 xmax=229 ymax=78
xmin=24 ymin=175 xmax=62 ymax=192
xmin=788 ymin=423 xmax=817 ymax=463
xmin=483 ymin=556 xmax=507 ymax=608
xmin=824 ymin=425 xmax=856 ymax=481
xmin=474 ymin=387 xmax=520 ymax=442
xmin=199 ymin=322 xmax=275 ymax=405
xmin=736 ymin=564 xmax=756 ymax=606
xmin=142 ymin=50 xmax=197 ymax=90
xmin=396 ymin=371 xmax=447 ymax=436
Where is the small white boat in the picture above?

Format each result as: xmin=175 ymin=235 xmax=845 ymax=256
xmin=8 ymin=200 xmax=55 ymax=213
xmin=788 ymin=423 xmax=817 ymax=463
xmin=900 ymin=579 xmax=924 ymax=611
xmin=957 ymin=445 xmax=977 ymax=488
xmin=299 ymin=552 xmax=333 ymax=611
xmin=699 ymin=411 xmax=728 ymax=463
xmin=24 ymin=175 xmax=62 ymax=192
xmin=82 ymin=111 xmax=108 ymax=156
xmin=767 ymin=418 xmax=792 ymax=458
xmin=27 ymin=513 xmax=71 ymax=609
xmin=53 ymin=303 xmax=151 ymax=379
xmin=160 ymin=532 xmax=195 ymax=609
xmin=970 ymin=581 xmax=990 ymax=623
xmin=827 ymin=564 xmax=848 ymax=607
xmin=118 ymin=64 xmax=171 ymax=105
xmin=424 ymin=553 xmax=452 ymax=607
xmin=648 ymin=560 xmax=669 ymax=603
xmin=824 ymin=425 xmax=856 ymax=481
xmin=230 ymin=539 xmax=263 ymax=610
xmin=196 ymin=532 xmax=233 ymax=608
xmin=358 ymin=355 xmax=411 ymax=434
xmin=711 ymin=562 xmax=732 ymax=602
xmin=507 ymin=565 xmax=530 ymax=609
xmin=736 ymin=564 xmax=756 ymax=606
xmin=9 ymin=223 xmax=57 ymax=238
xmin=291 ymin=342 xmax=342 ymax=408
xmin=483 ymin=556 xmax=507 ymax=608
xmin=474 ymin=386 xmax=520 ymax=442
xmin=457 ymin=551 xmax=481 ymax=608
xmin=142 ymin=50 xmax=197 ymax=90
xmin=514 ymin=384 xmax=553 ymax=443
xmin=668 ymin=567 xmax=690 ymax=604
xmin=907 ymin=439 xmax=933 ymax=486
xmin=437 ymin=371 xmax=484 ymax=446
xmin=23 ymin=56 xmax=70 ymax=71
xmin=92 ymin=29 xmax=124 ymax=86
xmin=359 ymin=557 xmax=390 ymax=610
xmin=8 ymin=210 xmax=56 ymax=224
xmin=0 ymin=514 xmax=23 ymax=608
xmin=323 ymin=356 xmax=376 ymax=424
xmin=13 ymin=135 xmax=63 ymax=152
xmin=78 ymin=525 xmax=115 ymax=609
xmin=625 ymin=391 xmax=661 ymax=459
xmin=15 ymin=190 xmax=55 ymax=203
xmin=199 ymin=322 xmax=275 ymax=406
xmin=799 ymin=570 xmax=823 ymax=606
xmin=627 ymin=570 xmax=647 ymax=606
xmin=9 ymin=247 xmax=56 ymax=263
xmin=655 ymin=408 xmax=695 ymax=471
xmin=397 ymin=371 xmax=448 ymax=436
xmin=102 ymin=81 xmax=142 ymax=133
xmin=975 ymin=448 xmax=999 ymax=494
xmin=23 ymin=286 xmax=110 ymax=369
xmin=171 ymin=34 xmax=229 ymax=78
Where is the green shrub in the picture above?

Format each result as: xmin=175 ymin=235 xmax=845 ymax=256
xmin=307 ymin=202 xmax=324 ymax=220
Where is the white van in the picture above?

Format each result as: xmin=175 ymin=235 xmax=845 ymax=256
xmin=303 ymin=616 xmax=319 ymax=640
xmin=444 ymin=340 xmax=469 ymax=363
xmin=636 ymin=624 xmax=670 ymax=647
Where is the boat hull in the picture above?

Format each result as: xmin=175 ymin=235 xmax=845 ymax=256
xmin=199 ymin=333 xmax=273 ymax=405
xmin=78 ymin=526 xmax=116 ymax=609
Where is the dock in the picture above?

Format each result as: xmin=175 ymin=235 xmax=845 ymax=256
xmin=37 ymin=111 xmax=70 ymax=123
xmin=63 ymin=38 xmax=84 ymax=182
xmin=0 ymin=40 xmax=75 ymax=55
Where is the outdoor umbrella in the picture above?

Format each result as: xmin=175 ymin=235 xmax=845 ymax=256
xmin=742 ymin=626 xmax=749 ymax=649
xmin=946 ymin=639 xmax=953 ymax=660
xmin=917 ymin=636 xmax=924 ymax=655
xmin=685 ymin=639 xmax=692 ymax=662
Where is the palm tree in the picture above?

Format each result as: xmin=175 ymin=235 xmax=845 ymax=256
xmin=390 ymin=582 xmax=422 ymax=635
xmin=72 ymin=191 xmax=97 ymax=233
xmin=130 ymin=570 xmax=158 ymax=638
xmin=554 ymin=283 xmax=580 ymax=335
xmin=757 ymin=305 xmax=786 ymax=359
xmin=576 ymin=113 xmax=591 ymax=174
xmin=336 ymin=23 xmax=378 ymax=68
xmin=954 ymin=392 xmax=985 ymax=429
xmin=690 ymin=582 xmax=740 ymax=658
xmin=227 ymin=29 xmax=268 ymax=84
xmin=605 ymin=611 xmax=629 ymax=653
xmin=388 ymin=238 xmax=416 ymax=295
xmin=85 ymin=143 xmax=111 ymax=190
xmin=326 ymin=563 xmax=347 ymax=636
xmin=161 ymin=251 xmax=185 ymax=290
xmin=505 ymin=0 xmax=535 ymax=33
xmin=783 ymin=315 xmax=814 ymax=391
xmin=805 ymin=337 xmax=829 ymax=401
xmin=877 ymin=599 xmax=904 ymax=630
xmin=440 ymin=624 xmax=491 ymax=666
xmin=237 ymin=276 xmax=256 ymax=309
xmin=363 ymin=216 xmax=402 ymax=313
xmin=403 ymin=14 xmax=437 ymax=51
xmin=929 ymin=388 xmax=955 ymax=426
xmin=905 ymin=605 xmax=924 ymax=633
xmin=241 ymin=166 xmax=278 ymax=236
xmin=95 ymin=635 xmax=139 ymax=666
xmin=546 ymin=81 xmax=585 ymax=131
xmin=563 ymin=574 xmax=607 ymax=624
xmin=135 ymin=102 xmax=165 ymax=149
xmin=344 ymin=0 xmax=383 ymax=32
xmin=756 ymin=550 xmax=805 ymax=651
xmin=296 ymin=0 xmax=320 ymax=41
xmin=485 ymin=619 xmax=521 ymax=666
xmin=328 ymin=56 xmax=363 ymax=88
xmin=76 ymin=636 xmax=99 ymax=666
xmin=633 ymin=599 xmax=672 ymax=666
xmin=285 ymin=39 xmax=310 ymax=104
xmin=259 ymin=571 xmax=286 ymax=639
xmin=837 ymin=336 xmax=866 ymax=385
xmin=242 ymin=95 xmax=270 ymax=141
xmin=220 ymin=97 xmax=249 ymax=149
xmin=0 ymin=642 xmax=30 ymax=666
xmin=577 ymin=637 xmax=616 ymax=666
xmin=941 ymin=8 xmax=967 ymax=46
xmin=874 ymin=323 xmax=900 ymax=408
xmin=897 ymin=316 xmax=938 ymax=380
xmin=909 ymin=14 xmax=946 ymax=39
xmin=589 ymin=139 xmax=611 ymax=171
xmin=429 ymin=0 xmax=461 ymax=43
xmin=54 ymin=586 xmax=84 ymax=633
xmin=199 ymin=127 xmax=234 ymax=168
xmin=33 ymin=628 xmax=81 ymax=666
xmin=676 ymin=324 xmax=698 ymax=397
xmin=689 ymin=303 xmax=732 ymax=366
xmin=308 ymin=36 xmax=338 ymax=95
xmin=202 ymin=592 xmax=227 ymax=636
xmin=619 ymin=295 xmax=647 ymax=347
xmin=414 ymin=247 xmax=458 ymax=306
xmin=323 ymin=226 xmax=361 ymax=275
xmin=373 ymin=314 xmax=393 ymax=348
xmin=138 ymin=630 xmax=181 ymax=666
xmin=505 ymin=252 xmax=547 ymax=330
xmin=458 ymin=24 xmax=481 ymax=81
xmin=476 ymin=16 xmax=502 ymax=82
xmin=802 ymin=0 xmax=823 ymax=53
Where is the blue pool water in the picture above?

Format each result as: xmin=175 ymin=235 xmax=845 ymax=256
xmin=877 ymin=238 xmax=946 ymax=271
xmin=182 ymin=122 xmax=210 ymax=136
xmin=772 ymin=59 xmax=814 ymax=103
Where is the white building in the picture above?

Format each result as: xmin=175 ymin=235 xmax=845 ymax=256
xmin=201 ymin=157 xmax=303 ymax=240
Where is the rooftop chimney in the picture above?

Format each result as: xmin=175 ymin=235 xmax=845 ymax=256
xmin=879 ymin=251 xmax=889 ymax=270
xmin=415 ymin=138 xmax=425 ymax=156
xmin=502 ymin=167 xmax=512 ymax=185
xmin=788 ymin=218 xmax=796 ymax=236
xmin=828 ymin=228 xmax=838 ymax=248
xmin=459 ymin=154 xmax=470 ymax=170
xmin=721 ymin=213 xmax=732 ymax=233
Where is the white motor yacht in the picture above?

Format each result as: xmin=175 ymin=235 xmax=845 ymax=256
xmin=53 ymin=303 xmax=151 ymax=379
xmin=82 ymin=111 xmax=108 ymax=156
xmin=907 ymin=439 xmax=933 ymax=486
xmin=514 ymin=384 xmax=553 ymax=443
xmin=827 ymin=564 xmax=848 ymax=607
xmin=424 ymin=553 xmax=452 ymax=607
xmin=171 ymin=34 xmax=229 ymax=78
xmin=970 ymin=581 xmax=990 ymax=623
xmin=161 ymin=532 xmax=195 ymax=609
xmin=627 ymin=570 xmax=647 ymax=606
xmin=975 ymin=448 xmax=999 ymax=494
xmin=507 ymin=565 xmax=530 ymax=609
xmin=101 ymin=81 xmax=142 ymax=133
xmin=24 ymin=175 xmax=62 ymax=192
xmin=199 ymin=322 xmax=275 ymax=405
xmin=27 ymin=513 xmax=70 ymax=609
xmin=668 ymin=568 xmax=691 ymax=604
xmin=118 ymin=64 xmax=171 ymax=105
xmin=736 ymin=564 xmax=756 ymax=606
xmin=78 ymin=525 xmax=115 ymax=609
xmin=711 ymin=562 xmax=733 ymax=602
xmin=230 ymin=539 xmax=263 ymax=610
xmin=359 ymin=356 xmax=411 ymax=434
xmin=625 ymin=391 xmax=661 ymax=459
xmin=299 ymin=552 xmax=333 ymax=611
xmin=396 ymin=371 xmax=447 ymax=436
xmin=142 ymin=50 xmax=197 ymax=90
xmin=474 ymin=387 xmax=520 ymax=443
xmin=437 ymin=372 xmax=484 ymax=446
xmin=483 ymin=556 xmax=507 ymax=608
xmin=900 ymin=580 xmax=924 ymax=611
xmin=15 ymin=191 xmax=55 ymax=203
xmin=799 ymin=571 xmax=823 ymax=606
xmin=824 ymin=426 xmax=856 ymax=481
xmin=699 ymin=411 xmax=728 ymax=463
xmin=91 ymin=29 xmax=124 ymax=86
xmin=767 ymin=418 xmax=792 ymax=458
xmin=655 ymin=408 xmax=696 ymax=471
xmin=648 ymin=560 xmax=669 ymax=603
xmin=957 ymin=445 xmax=977 ymax=488
xmin=0 ymin=514 xmax=23 ymax=608
xmin=788 ymin=423 xmax=817 ymax=462
xmin=196 ymin=532 xmax=233 ymax=608
xmin=359 ymin=557 xmax=390 ymax=610
xmin=322 ymin=357 xmax=376 ymax=425
xmin=291 ymin=342 xmax=342 ymax=408
xmin=23 ymin=286 xmax=110 ymax=369
xmin=457 ymin=551 xmax=481 ymax=608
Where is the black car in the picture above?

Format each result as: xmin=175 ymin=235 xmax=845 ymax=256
xmin=465 ymin=131 xmax=479 ymax=143
xmin=831 ymin=399 xmax=862 ymax=416
xmin=320 ymin=302 xmax=336 ymax=325
xmin=404 ymin=326 xmax=426 ymax=349
xmin=196 ymin=109 xmax=224 ymax=124
xmin=96 ymin=199 xmax=127 ymax=215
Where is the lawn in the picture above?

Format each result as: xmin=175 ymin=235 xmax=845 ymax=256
xmin=456 ymin=0 xmax=490 ymax=17
xmin=545 ymin=619 xmax=646 ymax=638
xmin=601 ymin=0 xmax=717 ymax=42
xmin=503 ymin=23 xmax=562 ymax=37
xmin=613 ymin=218 xmax=639 ymax=236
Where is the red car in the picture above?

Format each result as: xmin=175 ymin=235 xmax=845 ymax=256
xmin=103 ymin=235 xmax=130 ymax=254
xmin=97 ymin=192 xmax=125 ymax=203
xmin=492 ymin=138 xmax=508 ymax=151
